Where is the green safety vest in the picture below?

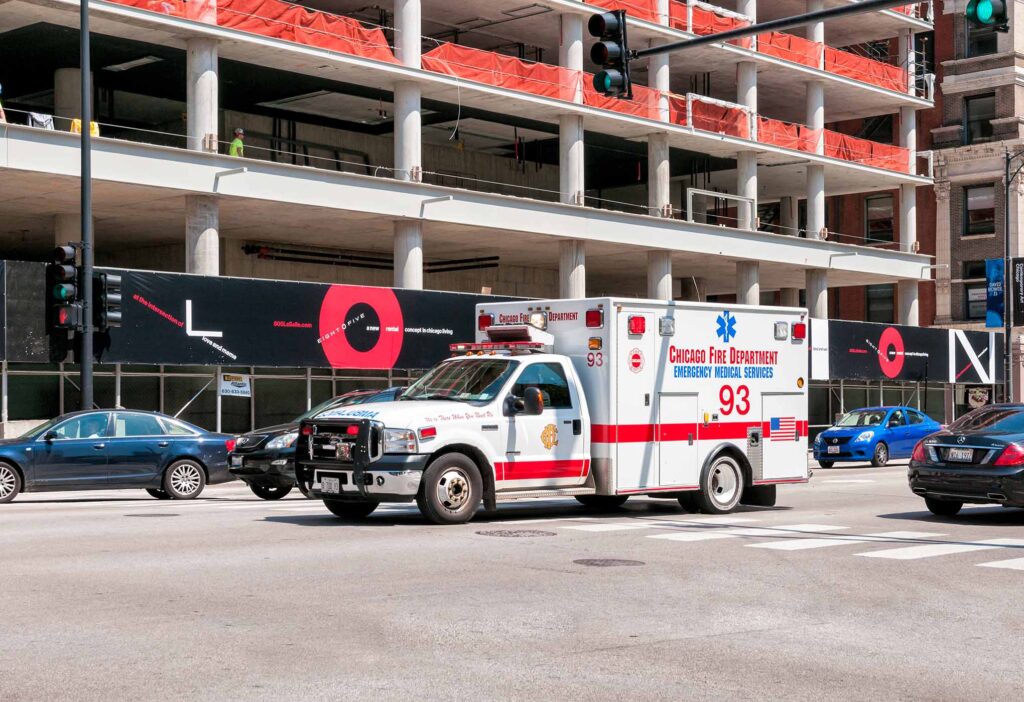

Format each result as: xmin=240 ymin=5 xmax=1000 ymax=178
xmin=229 ymin=138 xmax=244 ymax=157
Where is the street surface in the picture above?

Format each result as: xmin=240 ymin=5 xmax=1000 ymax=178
xmin=1 ymin=459 xmax=1022 ymax=701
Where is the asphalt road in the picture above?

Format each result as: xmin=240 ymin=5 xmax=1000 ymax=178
xmin=1 ymin=460 xmax=1022 ymax=702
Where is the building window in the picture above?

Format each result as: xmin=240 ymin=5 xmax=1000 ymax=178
xmin=964 ymin=185 xmax=996 ymax=236
xmin=965 ymin=284 xmax=987 ymax=320
xmin=966 ymin=22 xmax=998 ymax=58
xmin=865 ymin=194 xmax=894 ymax=243
xmin=964 ymin=93 xmax=995 ymax=144
xmin=962 ymin=260 xmax=986 ymax=280
xmin=866 ymin=284 xmax=895 ymax=323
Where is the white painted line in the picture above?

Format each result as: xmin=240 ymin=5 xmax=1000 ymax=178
xmin=649 ymin=524 xmax=848 ymax=543
xmin=671 ymin=516 xmax=760 ymax=525
xmin=748 ymin=537 xmax=870 ymax=551
xmin=858 ymin=538 xmax=1024 ymax=561
xmin=865 ymin=531 xmax=947 ymax=540
xmin=565 ymin=523 xmax=660 ymax=532
xmin=977 ymin=558 xmax=1024 ymax=571
xmin=647 ymin=530 xmax=744 ymax=542
xmin=820 ymin=479 xmax=876 ymax=484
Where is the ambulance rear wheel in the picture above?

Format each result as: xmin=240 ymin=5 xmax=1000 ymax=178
xmin=416 ymin=453 xmax=482 ymax=525
xmin=698 ymin=455 xmax=744 ymax=514
xmin=574 ymin=495 xmax=628 ymax=509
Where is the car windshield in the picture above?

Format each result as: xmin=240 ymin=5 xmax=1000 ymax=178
xmin=19 ymin=417 xmax=60 ymax=438
xmin=400 ymin=359 xmax=517 ymax=403
xmin=835 ymin=410 xmax=887 ymax=427
xmin=948 ymin=407 xmax=1024 ymax=433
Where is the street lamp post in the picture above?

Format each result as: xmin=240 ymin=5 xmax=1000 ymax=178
xmin=1004 ymin=148 xmax=1024 ymax=404
xmin=80 ymin=0 xmax=94 ymax=410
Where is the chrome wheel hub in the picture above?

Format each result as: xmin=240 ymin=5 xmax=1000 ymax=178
xmin=170 ymin=464 xmax=202 ymax=496
xmin=436 ymin=468 xmax=470 ymax=512
xmin=709 ymin=462 xmax=739 ymax=506
xmin=0 ymin=465 xmax=15 ymax=499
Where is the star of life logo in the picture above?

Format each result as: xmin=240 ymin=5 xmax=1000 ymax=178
xmin=716 ymin=311 xmax=737 ymax=343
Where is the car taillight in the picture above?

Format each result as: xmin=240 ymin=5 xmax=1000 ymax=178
xmin=301 ymin=425 xmax=313 ymax=436
xmin=478 ymin=313 xmax=494 ymax=331
xmin=994 ymin=443 xmax=1024 ymax=466
xmin=586 ymin=309 xmax=604 ymax=328
xmin=346 ymin=425 xmax=359 ymax=436
xmin=628 ymin=315 xmax=646 ymax=335
xmin=910 ymin=440 xmax=927 ymax=463
xmin=225 ymin=438 xmax=236 ymax=452
xmin=791 ymin=322 xmax=807 ymax=341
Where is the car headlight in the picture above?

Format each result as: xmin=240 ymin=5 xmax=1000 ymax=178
xmin=854 ymin=431 xmax=874 ymax=443
xmin=266 ymin=431 xmax=298 ymax=450
xmin=383 ymin=428 xmax=418 ymax=454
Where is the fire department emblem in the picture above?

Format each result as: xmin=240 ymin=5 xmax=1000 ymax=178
xmin=541 ymin=423 xmax=559 ymax=450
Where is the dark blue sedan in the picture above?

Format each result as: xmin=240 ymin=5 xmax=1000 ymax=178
xmin=813 ymin=406 xmax=941 ymax=468
xmin=0 ymin=410 xmax=235 ymax=503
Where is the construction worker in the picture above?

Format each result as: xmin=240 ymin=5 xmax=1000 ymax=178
xmin=0 ymin=83 xmax=7 ymax=123
xmin=229 ymin=127 xmax=244 ymax=157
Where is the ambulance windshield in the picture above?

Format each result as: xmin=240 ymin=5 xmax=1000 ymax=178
xmin=401 ymin=358 xmax=518 ymax=404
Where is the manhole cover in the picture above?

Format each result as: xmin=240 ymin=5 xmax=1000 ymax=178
xmin=573 ymin=558 xmax=645 ymax=567
xmin=125 ymin=513 xmax=180 ymax=518
xmin=475 ymin=529 xmax=556 ymax=538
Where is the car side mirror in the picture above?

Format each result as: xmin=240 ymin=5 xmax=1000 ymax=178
xmin=523 ymin=387 xmax=544 ymax=416
xmin=43 ymin=431 xmax=58 ymax=443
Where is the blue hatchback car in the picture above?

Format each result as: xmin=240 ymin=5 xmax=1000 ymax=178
xmin=813 ymin=406 xmax=941 ymax=468
xmin=0 ymin=410 xmax=235 ymax=503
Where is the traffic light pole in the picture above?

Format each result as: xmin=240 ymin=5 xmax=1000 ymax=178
xmin=80 ymin=0 xmax=94 ymax=410
xmin=1004 ymin=149 xmax=1024 ymax=403
xmin=630 ymin=0 xmax=914 ymax=60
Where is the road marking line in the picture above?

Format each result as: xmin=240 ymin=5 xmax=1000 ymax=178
xmin=565 ymin=523 xmax=660 ymax=532
xmin=648 ymin=524 xmax=848 ymax=543
xmin=820 ymin=479 xmax=876 ymax=484
xmin=748 ymin=537 xmax=870 ymax=551
xmin=977 ymin=558 xmax=1024 ymax=571
xmin=858 ymin=538 xmax=1024 ymax=560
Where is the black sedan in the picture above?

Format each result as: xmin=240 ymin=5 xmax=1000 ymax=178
xmin=230 ymin=387 xmax=403 ymax=499
xmin=909 ymin=404 xmax=1024 ymax=516
xmin=0 ymin=410 xmax=235 ymax=503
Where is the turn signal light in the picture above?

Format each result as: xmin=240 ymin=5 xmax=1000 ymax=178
xmin=419 ymin=426 xmax=437 ymax=440
xmin=301 ymin=425 xmax=314 ymax=436
xmin=994 ymin=443 xmax=1024 ymax=466
xmin=586 ymin=309 xmax=604 ymax=328
xmin=791 ymin=322 xmax=807 ymax=341
xmin=628 ymin=315 xmax=646 ymax=335
xmin=588 ymin=337 xmax=603 ymax=350
xmin=225 ymin=438 xmax=237 ymax=452
xmin=910 ymin=440 xmax=927 ymax=463
xmin=478 ymin=313 xmax=494 ymax=331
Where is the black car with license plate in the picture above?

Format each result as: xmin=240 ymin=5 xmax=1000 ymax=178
xmin=229 ymin=387 xmax=402 ymax=499
xmin=909 ymin=404 xmax=1024 ymax=516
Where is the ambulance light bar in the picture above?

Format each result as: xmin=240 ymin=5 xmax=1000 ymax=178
xmin=586 ymin=309 xmax=604 ymax=328
xmin=791 ymin=322 xmax=807 ymax=341
xmin=478 ymin=313 xmax=495 ymax=331
xmin=450 ymin=341 xmax=547 ymax=354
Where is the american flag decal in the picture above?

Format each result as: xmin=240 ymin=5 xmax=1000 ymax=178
xmin=769 ymin=417 xmax=797 ymax=441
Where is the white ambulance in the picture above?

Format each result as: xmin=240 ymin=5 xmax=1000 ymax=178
xmin=296 ymin=298 xmax=809 ymax=524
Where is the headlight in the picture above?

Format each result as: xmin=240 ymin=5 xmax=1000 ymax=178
xmin=383 ymin=428 xmax=418 ymax=454
xmin=854 ymin=431 xmax=874 ymax=443
xmin=266 ymin=431 xmax=298 ymax=450
xmin=814 ymin=435 xmax=823 ymax=445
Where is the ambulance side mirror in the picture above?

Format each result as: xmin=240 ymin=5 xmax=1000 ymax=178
xmin=523 ymin=387 xmax=545 ymax=416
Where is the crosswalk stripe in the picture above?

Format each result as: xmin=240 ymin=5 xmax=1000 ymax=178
xmin=977 ymin=557 xmax=1024 ymax=571
xmin=821 ymin=479 xmax=876 ymax=484
xmin=648 ymin=524 xmax=848 ymax=543
xmin=858 ymin=538 xmax=1024 ymax=560
xmin=748 ymin=537 xmax=870 ymax=551
xmin=565 ymin=523 xmax=660 ymax=532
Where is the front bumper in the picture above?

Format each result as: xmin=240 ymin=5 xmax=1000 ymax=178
xmin=813 ymin=443 xmax=872 ymax=461
xmin=307 ymin=454 xmax=430 ymax=502
xmin=909 ymin=462 xmax=1024 ymax=506
xmin=229 ymin=449 xmax=296 ymax=488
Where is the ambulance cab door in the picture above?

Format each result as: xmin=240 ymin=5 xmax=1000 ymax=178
xmin=615 ymin=311 xmax=658 ymax=490
xmin=503 ymin=361 xmax=586 ymax=488
xmin=657 ymin=394 xmax=700 ymax=488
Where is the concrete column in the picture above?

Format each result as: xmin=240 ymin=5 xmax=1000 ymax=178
xmin=393 ymin=220 xmax=423 ymax=290
xmin=737 ymin=153 xmax=758 ymax=230
xmin=394 ymin=0 xmax=421 ymax=69
xmin=898 ymin=28 xmax=914 ymax=94
xmin=648 ymin=133 xmax=671 ymax=217
xmin=806 ymin=0 xmax=824 ymax=45
xmin=560 ymin=115 xmax=585 ymax=206
xmin=561 ymin=13 xmax=584 ymax=101
xmin=780 ymin=196 xmax=798 ymax=235
xmin=54 ymin=213 xmax=81 ymax=247
xmin=54 ymin=68 xmax=92 ymax=131
xmin=780 ymin=288 xmax=801 ymax=307
xmin=647 ymin=251 xmax=673 ymax=300
xmin=806 ymin=78 xmax=825 ymax=240
xmin=806 ymin=269 xmax=828 ymax=320
xmin=559 ymin=240 xmax=586 ymax=298
xmin=186 ymin=38 xmax=218 ymax=152
xmin=933 ymin=177 xmax=953 ymax=323
xmin=898 ymin=281 xmax=919 ymax=326
xmin=656 ymin=0 xmax=670 ymax=25
xmin=185 ymin=195 xmax=219 ymax=276
xmin=649 ymin=43 xmax=671 ymax=122
xmin=736 ymin=262 xmax=760 ymax=305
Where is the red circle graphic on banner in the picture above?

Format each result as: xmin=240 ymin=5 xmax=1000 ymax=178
xmin=318 ymin=285 xmax=404 ymax=369
xmin=877 ymin=326 xmax=905 ymax=379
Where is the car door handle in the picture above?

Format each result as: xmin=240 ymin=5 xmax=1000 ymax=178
xmin=158 ymin=441 xmax=169 ymax=447
xmin=93 ymin=443 xmax=106 ymax=450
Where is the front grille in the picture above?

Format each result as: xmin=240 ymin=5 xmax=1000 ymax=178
xmin=823 ymin=436 xmax=852 ymax=446
xmin=233 ymin=434 xmax=269 ymax=452
xmin=308 ymin=429 xmax=358 ymax=463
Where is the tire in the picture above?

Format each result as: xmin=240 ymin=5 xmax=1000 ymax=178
xmin=297 ymin=481 xmax=313 ymax=499
xmin=146 ymin=488 xmax=171 ymax=500
xmin=249 ymin=483 xmax=293 ymax=500
xmin=0 ymin=461 xmax=21 ymax=504
xmin=817 ymin=460 xmax=835 ymax=469
xmin=163 ymin=460 xmax=207 ymax=499
xmin=925 ymin=497 xmax=963 ymax=517
xmin=416 ymin=453 xmax=483 ymax=525
xmin=323 ymin=499 xmax=379 ymax=520
xmin=697 ymin=455 xmax=745 ymax=514
xmin=871 ymin=442 xmax=889 ymax=467
xmin=677 ymin=492 xmax=701 ymax=513
xmin=743 ymin=484 xmax=777 ymax=507
xmin=574 ymin=495 xmax=628 ymax=509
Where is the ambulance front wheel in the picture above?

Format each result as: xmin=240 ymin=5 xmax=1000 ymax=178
xmin=697 ymin=455 xmax=744 ymax=514
xmin=416 ymin=453 xmax=483 ymax=525
xmin=574 ymin=495 xmax=628 ymax=509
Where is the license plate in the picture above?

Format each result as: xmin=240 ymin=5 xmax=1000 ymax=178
xmin=947 ymin=447 xmax=973 ymax=462
xmin=321 ymin=477 xmax=341 ymax=494
xmin=827 ymin=446 xmax=840 ymax=454
xmin=334 ymin=442 xmax=352 ymax=460
xmin=230 ymin=455 xmax=243 ymax=467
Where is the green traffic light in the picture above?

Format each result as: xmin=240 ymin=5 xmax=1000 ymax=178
xmin=52 ymin=283 xmax=76 ymax=301
xmin=966 ymin=0 xmax=1006 ymax=26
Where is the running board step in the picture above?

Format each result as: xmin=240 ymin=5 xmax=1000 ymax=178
xmin=495 ymin=487 xmax=598 ymax=501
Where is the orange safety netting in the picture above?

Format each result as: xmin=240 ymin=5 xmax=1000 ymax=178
xmin=588 ymin=0 xmax=660 ymax=24
xmin=824 ymin=131 xmax=910 ymax=172
xmin=669 ymin=95 xmax=750 ymax=138
xmin=758 ymin=32 xmax=822 ymax=70
xmin=216 ymin=0 xmax=398 ymax=63
xmin=584 ymin=80 xmax=664 ymax=121
xmin=669 ymin=1 xmax=749 ymax=36
xmin=757 ymin=117 xmax=820 ymax=153
xmin=824 ymin=47 xmax=906 ymax=93
xmin=423 ymin=44 xmax=580 ymax=102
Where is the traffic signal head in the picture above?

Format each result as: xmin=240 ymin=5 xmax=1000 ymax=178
xmin=55 ymin=304 xmax=82 ymax=329
xmin=966 ymin=0 xmax=1009 ymax=30
xmin=95 ymin=272 xmax=123 ymax=330
xmin=589 ymin=10 xmax=632 ymax=99
xmin=53 ymin=245 xmax=76 ymax=264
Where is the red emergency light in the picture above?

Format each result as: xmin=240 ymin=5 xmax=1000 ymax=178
xmin=628 ymin=315 xmax=646 ymax=335
xmin=478 ymin=313 xmax=494 ymax=331
xmin=346 ymin=425 xmax=360 ymax=436
xmin=301 ymin=425 xmax=314 ymax=435
xmin=791 ymin=322 xmax=807 ymax=341
xmin=585 ymin=309 xmax=604 ymax=328
xmin=450 ymin=341 xmax=545 ymax=354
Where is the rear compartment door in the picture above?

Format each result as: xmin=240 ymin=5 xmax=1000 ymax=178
xmin=615 ymin=311 xmax=658 ymax=490
xmin=657 ymin=393 xmax=700 ymax=488
xmin=761 ymin=393 xmax=807 ymax=480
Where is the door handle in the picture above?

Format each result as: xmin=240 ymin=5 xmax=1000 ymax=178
xmin=158 ymin=441 xmax=169 ymax=447
xmin=93 ymin=443 xmax=106 ymax=450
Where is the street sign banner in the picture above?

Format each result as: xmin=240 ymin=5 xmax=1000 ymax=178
xmin=1011 ymin=257 xmax=1024 ymax=327
xmin=218 ymin=373 xmax=252 ymax=398
xmin=985 ymin=258 xmax=1004 ymax=328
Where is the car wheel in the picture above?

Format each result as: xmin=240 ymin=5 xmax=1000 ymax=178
xmin=249 ymin=483 xmax=292 ymax=500
xmin=323 ymin=499 xmax=379 ymax=520
xmin=297 ymin=481 xmax=314 ymax=499
xmin=677 ymin=492 xmax=701 ymax=513
xmin=416 ymin=453 xmax=483 ymax=525
xmin=574 ymin=495 xmax=628 ymax=509
xmin=146 ymin=488 xmax=171 ymax=500
xmin=743 ymin=484 xmax=777 ymax=507
xmin=925 ymin=497 xmax=962 ymax=517
xmin=817 ymin=460 xmax=835 ymax=469
xmin=697 ymin=455 xmax=745 ymax=514
xmin=871 ymin=443 xmax=889 ymax=467
xmin=0 ymin=462 xmax=21 ymax=504
xmin=163 ymin=460 xmax=207 ymax=499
